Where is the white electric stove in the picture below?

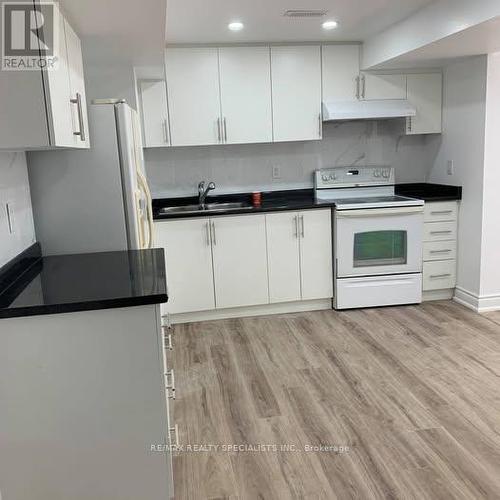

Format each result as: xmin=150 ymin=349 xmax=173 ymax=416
xmin=314 ymin=166 xmax=425 ymax=310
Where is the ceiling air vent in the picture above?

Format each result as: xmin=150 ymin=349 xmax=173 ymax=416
xmin=283 ymin=9 xmax=328 ymax=18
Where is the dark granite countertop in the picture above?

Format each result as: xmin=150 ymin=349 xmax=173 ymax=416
xmin=0 ymin=243 xmax=168 ymax=319
xmin=153 ymin=189 xmax=334 ymax=220
xmin=153 ymin=183 xmax=462 ymax=220
xmin=395 ymin=183 xmax=462 ymax=201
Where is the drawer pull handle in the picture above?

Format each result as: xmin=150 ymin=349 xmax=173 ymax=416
xmin=169 ymin=423 xmax=180 ymax=449
xmin=430 ymin=210 xmax=453 ymax=215
xmin=166 ymin=369 xmax=176 ymax=399
xmin=430 ymin=230 xmax=452 ymax=235
xmin=429 ymin=249 xmax=452 ymax=254
xmin=430 ymin=273 xmax=452 ymax=279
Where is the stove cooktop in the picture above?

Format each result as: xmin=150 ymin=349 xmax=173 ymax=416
xmin=317 ymin=194 xmax=424 ymax=210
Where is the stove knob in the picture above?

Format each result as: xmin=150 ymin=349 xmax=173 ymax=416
xmin=321 ymin=175 xmax=329 ymax=182
xmin=374 ymin=170 xmax=380 ymax=178
xmin=329 ymin=174 xmax=336 ymax=181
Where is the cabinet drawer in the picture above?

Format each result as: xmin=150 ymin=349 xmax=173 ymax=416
xmin=424 ymin=201 xmax=457 ymax=222
xmin=423 ymin=260 xmax=456 ymax=291
xmin=423 ymin=240 xmax=457 ymax=261
xmin=423 ymin=221 xmax=457 ymax=242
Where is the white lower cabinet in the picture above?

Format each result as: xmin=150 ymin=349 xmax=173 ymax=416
xmin=299 ymin=210 xmax=334 ymax=300
xmin=155 ymin=218 xmax=215 ymax=314
xmin=266 ymin=209 xmax=333 ymax=303
xmin=211 ymin=215 xmax=269 ymax=309
xmin=422 ymin=201 xmax=459 ymax=296
xmin=266 ymin=212 xmax=302 ymax=303
xmin=155 ymin=208 xmax=333 ymax=318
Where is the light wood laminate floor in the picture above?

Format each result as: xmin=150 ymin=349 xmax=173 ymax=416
xmin=170 ymin=301 xmax=500 ymax=499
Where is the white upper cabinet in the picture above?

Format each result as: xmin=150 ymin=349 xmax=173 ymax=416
xmin=219 ymin=46 xmax=273 ymax=145
xmin=0 ymin=5 xmax=89 ymax=150
xmin=271 ymin=45 xmax=322 ymax=142
xmin=406 ymin=73 xmax=442 ymax=135
xmin=63 ymin=19 xmax=90 ymax=148
xmin=361 ymin=73 xmax=407 ymax=100
xmin=165 ymin=47 xmax=222 ymax=146
xmin=322 ymin=45 xmax=360 ymax=102
xmin=139 ymin=80 xmax=170 ymax=147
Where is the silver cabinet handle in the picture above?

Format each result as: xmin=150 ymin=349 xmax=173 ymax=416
xmin=429 ymin=249 xmax=452 ymax=254
xmin=217 ymin=118 xmax=221 ymax=142
xmin=211 ymin=221 xmax=217 ymax=245
xmin=355 ymin=76 xmax=360 ymax=100
xmin=205 ymin=222 xmax=211 ymax=246
xmin=430 ymin=273 xmax=452 ymax=279
xmin=70 ymin=92 xmax=86 ymax=141
xmin=293 ymin=215 xmax=298 ymax=238
xmin=430 ymin=230 xmax=452 ymax=234
xmin=361 ymin=75 xmax=366 ymax=99
xmin=169 ymin=423 xmax=180 ymax=449
xmin=166 ymin=369 xmax=176 ymax=399
xmin=223 ymin=117 xmax=227 ymax=142
xmin=162 ymin=119 xmax=169 ymax=144
xmin=431 ymin=210 xmax=453 ymax=215
xmin=318 ymin=113 xmax=322 ymax=138
xmin=299 ymin=215 xmax=305 ymax=238
xmin=165 ymin=331 xmax=173 ymax=350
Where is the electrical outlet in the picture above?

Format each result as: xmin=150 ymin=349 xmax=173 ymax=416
xmin=446 ymin=160 xmax=454 ymax=176
xmin=272 ymin=165 xmax=281 ymax=179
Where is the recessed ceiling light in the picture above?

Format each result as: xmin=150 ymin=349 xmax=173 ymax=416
xmin=322 ymin=20 xmax=338 ymax=30
xmin=228 ymin=21 xmax=244 ymax=31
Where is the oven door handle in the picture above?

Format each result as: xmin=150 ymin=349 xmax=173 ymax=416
xmin=336 ymin=206 xmax=424 ymax=218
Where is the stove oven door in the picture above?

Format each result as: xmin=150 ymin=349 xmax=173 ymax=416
xmin=335 ymin=206 xmax=424 ymax=278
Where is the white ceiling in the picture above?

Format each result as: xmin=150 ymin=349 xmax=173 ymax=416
xmin=60 ymin=0 xmax=167 ymax=65
xmin=166 ymin=0 xmax=434 ymax=44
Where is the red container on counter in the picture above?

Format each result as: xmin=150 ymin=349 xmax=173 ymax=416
xmin=252 ymin=191 xmax=262 ymax=207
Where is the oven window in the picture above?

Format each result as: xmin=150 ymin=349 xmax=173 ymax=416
xmin=353 ymin=231 xmax=407 ymax=267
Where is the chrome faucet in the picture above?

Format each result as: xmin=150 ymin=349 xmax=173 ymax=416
xmin=198 ymin=181 xmax=216 ymax=208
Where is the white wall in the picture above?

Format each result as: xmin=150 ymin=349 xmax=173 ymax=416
xmin=0 ymin=152 xmax=36 ymax=268
xmin=145 ymin=120 xmax=437 ymax=198
xmin=479 ymin=52 xmax=500 ymax=298
xmin=428 ymin=55 xmax=487 ymax=297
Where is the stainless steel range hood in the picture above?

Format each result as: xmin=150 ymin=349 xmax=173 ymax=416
xmin=322 ymin=100 xmax=416 ymax=121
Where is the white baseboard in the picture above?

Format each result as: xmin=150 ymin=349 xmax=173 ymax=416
xmin=170 ymin=298 xmax=333 ymax=324
xmin=423 ymin=289 xmax=454 ymax=302
xmin=453 ymin=287 xmax=500 ymax=312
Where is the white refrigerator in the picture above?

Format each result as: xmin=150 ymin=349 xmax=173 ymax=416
xmin=28 ymin=101 xmax=154 ymax=255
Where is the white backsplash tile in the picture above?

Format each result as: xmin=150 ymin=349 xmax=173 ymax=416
xmin=145 ymin=120 xmax=438 ymax=198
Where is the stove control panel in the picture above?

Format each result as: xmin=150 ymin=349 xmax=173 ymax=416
xmin=315 ymin=166 xmax=394 ymax=189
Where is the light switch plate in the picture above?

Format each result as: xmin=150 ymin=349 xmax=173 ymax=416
xmin=272 ymin=165 xmax=281 ymax=179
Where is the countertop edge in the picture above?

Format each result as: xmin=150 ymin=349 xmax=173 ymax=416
xmin=0 ymin=293 xmax=169 ymax=320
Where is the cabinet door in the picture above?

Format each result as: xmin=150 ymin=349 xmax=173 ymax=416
xmin=362 ymin=73 xmax=407 ymax=100
xmin=43 ymin=7 xmax=74 ymax=147
xmin=266 ymin=212 xmax=301 ymax=303
xmin=219 ymin=47 xmax=272 ymax=144
xmin=211 ymin=215 xmax=269 ymax=309
xmin=271 ymin=46 xmax=322 ymax=142
xmin=139 ymin=80 xmax=170 ymax=147
xmin=165 ymin=48 xmax=221 ymax=146
xmin=322 ymin=45 xmax=360 ymax=102
xmin=299 ymin=209 xmax=333 ymax=300
xmin=64 ymin=19 xmax=90 ymax=148
xmin=406 ymin=74 xmax=442 ymax=135
xmin=155 ymin=219 xmax=215 ymax=314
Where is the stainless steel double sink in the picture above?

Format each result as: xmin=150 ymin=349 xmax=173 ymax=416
xmin=158 ymin=201 xmax=251 ymax=216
